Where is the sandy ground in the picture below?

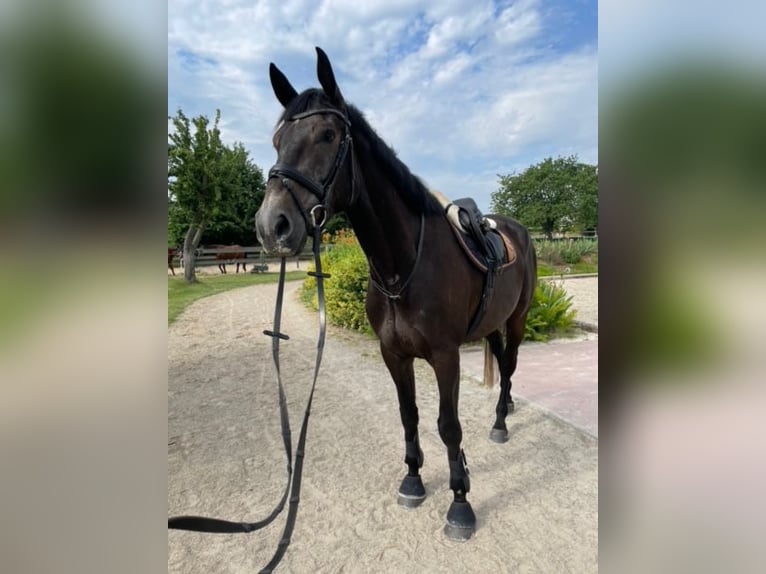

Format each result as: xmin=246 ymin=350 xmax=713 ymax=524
xmin=168 ymin=280 xmax=598 ymax=573
xmin=555 ymin=277 xmax=598 ymax=328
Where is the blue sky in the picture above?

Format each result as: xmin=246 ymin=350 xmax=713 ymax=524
xmin=168 ymin=0 xmax=598 ymax=211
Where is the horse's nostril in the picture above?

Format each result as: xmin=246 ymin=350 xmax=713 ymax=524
xmin=274 ymin=214 xmax=290 ymax=239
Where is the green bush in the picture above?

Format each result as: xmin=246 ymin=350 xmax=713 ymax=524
xmin=533 ymin=240 xmax=564 ymax=265
xmin=524 ymin=281 xmax=576 ymax=342
xmin=303 ymin=234 xmax=577 ymax=341
xmin=302 ymin=240 xmax=372 ymax=333
xmin=534 ymin=238 xmax=598 ymax=266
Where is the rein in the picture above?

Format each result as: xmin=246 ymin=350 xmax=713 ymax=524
xmin=168 ymin=224 xmax=330 ymax=574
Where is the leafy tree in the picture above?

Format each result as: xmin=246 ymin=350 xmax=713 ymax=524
xmin=227 ymin=143 xmax=266 ymax=242
xmin=196 ymin=143 xmax=265 ymax=246
xmin=168 ymin=109 xmax=263 ymax=282
xmin=168 ymin=109 xmax=240 ymax=283
xmin=575 ymin=165 xmax=599 ymax=232
xmin=167 ymin=198 xmax=186 ymax=247
xmin=492 ymin=156 xmax=598 ymax=238
xmin=324 ymin=212 xmax=352 ymax=235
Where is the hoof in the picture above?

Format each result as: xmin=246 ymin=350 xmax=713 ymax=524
xmin=489 ymin=427 xmax=509 ymax=443
xmin=444 ymin=500 xmax=476 ymax=541
xmin=397 ymin=475 xmax=426 ymax=508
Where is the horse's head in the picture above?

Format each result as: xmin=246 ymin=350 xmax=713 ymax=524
xmin=255 ymin=47 xmax=354 ymax=256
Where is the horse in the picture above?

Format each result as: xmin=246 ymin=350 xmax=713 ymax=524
xmin=168 ymin=246 xmax=180 ymax=276
xmin=255 ymin=47 xmax=537 ymax=540
xmin=208 ymin=244 xmax=248 ymax=274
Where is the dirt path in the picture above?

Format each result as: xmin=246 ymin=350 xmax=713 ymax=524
xmin=168 ymin=281 xmax=598 ymax=573
xmin=556 ymin=277 xmax=598 ymax=328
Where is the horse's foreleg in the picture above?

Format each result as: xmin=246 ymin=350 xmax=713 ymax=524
xmin=380 ymin=345 xmax=425 ymax=508
xmin=431 ymin=348 xmax=475 ymax=540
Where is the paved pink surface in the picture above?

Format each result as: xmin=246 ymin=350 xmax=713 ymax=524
xmin=460 ymin=337 xmax=598 ymax=436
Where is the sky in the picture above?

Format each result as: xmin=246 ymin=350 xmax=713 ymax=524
xmin=168 ymin=0 xmax=598 ymax=212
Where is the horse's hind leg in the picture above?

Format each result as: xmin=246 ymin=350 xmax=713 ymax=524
xmin=487 ymin=330 xmax=510 ymax=443
xmin=430 ymin=347 xmax=475 ymax=540
xmin=490 ymin=311 xmax=527 ymax=443
xmin=380 ymin=345 xmax=426 ymax=508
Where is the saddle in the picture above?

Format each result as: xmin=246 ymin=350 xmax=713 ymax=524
xmin=445 ymin=199 xmax=515 ymax=272
xmin=431 ymin=191 xmax=516 ymax=270
xmin=431 ymin=191 xmax=517 ymax=336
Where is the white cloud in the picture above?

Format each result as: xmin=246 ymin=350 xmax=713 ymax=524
xmin=169 ymin=0 xmax=598 ymax=210
xmin=494 ymin=0 xmax=542 ymax=46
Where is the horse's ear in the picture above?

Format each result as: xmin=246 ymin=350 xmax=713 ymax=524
xmin=315 ymin=46 xmax=344 ymax=106
xmin=270 ymin=63 xmax=298 ymax=108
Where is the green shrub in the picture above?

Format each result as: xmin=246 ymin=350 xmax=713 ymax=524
xmin=524 ymin=281 xmax=576 ymax=341
xmin=533 ymin=240 xmax=564 ymax=265
xmin=534 ymin=238 xmax=598 ymax=266
xmin=302 ymin=239 xmax=372 ymax=333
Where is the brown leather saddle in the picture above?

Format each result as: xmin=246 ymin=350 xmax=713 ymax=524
xmin=445 ymin=199 xmax=517 ymax=272
xmin=435 ymin=194 xmax=517 ymax=336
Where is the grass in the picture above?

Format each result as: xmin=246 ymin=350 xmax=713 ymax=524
xmin=168 ymin=271 xmax=306 ymax=325
xmin=538 ymin=261 xmax=599 ymax=277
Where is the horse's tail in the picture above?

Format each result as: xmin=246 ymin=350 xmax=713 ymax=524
xmin=483 ymin=339 xmax=499 ymax=388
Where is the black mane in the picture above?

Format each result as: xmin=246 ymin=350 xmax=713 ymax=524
xmin=278 ymin=89 xmax=441 ymax=216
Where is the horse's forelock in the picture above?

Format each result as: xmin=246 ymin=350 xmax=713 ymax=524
xmin=277 ymin=89 xmax=329 ymax=124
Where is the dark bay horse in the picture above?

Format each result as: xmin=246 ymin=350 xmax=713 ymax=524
xmin=255 ymin=48 xmax=537 ymax=540
xmin=168 ymin=247 xmax=180 ymax=275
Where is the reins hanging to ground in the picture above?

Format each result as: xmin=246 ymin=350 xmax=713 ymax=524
xmin=168 ymin=224 xmax=330 ymax=574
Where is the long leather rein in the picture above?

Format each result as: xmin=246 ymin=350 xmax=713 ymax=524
xmin=168 ymin=106 xmax=344 ymax=574
xmin=168 ymin=228 xmax=329 ymax=574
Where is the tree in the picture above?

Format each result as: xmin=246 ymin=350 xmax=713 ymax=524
xmin=168 ymin=109 xmax=256 ymax=282
xmin=575 ymin=165 xmax=599 ymax=233
xmin=203 ymin=143 xmax=265 ymax=245
xmin=491 ymin=156 xmax=598 ymax=239
xmin=324 ymin=212 xmax=352 ymax=235
xmin=168 ymin=145 xmax=265 ymax=249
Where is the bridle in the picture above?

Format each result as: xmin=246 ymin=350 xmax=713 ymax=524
xmin=267 ymin=107 xmax=355 ymax=230
xmin=267 ymin=106 xmax=424 ymax=302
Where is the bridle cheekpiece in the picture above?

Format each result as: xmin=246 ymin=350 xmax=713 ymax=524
xmin=267 ymin=107 xmax=353 ymax=231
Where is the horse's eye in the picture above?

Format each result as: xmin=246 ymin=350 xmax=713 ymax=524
xmin=323 ymin=129 xmax=335 ymax=143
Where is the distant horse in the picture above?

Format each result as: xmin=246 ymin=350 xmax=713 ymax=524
xmin=255 ymin=48 xmax=536 ymax=540
xmin=168 ymin=247 xmax=180 ymax=275
xmin=208 ymin=244 xmax=248 ymax=274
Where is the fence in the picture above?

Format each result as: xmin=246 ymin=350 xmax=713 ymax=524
xmin=169 ymin=245 xmax=319 ymax=271
xmin=529 ymin=234 xmax=598 ymax=242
